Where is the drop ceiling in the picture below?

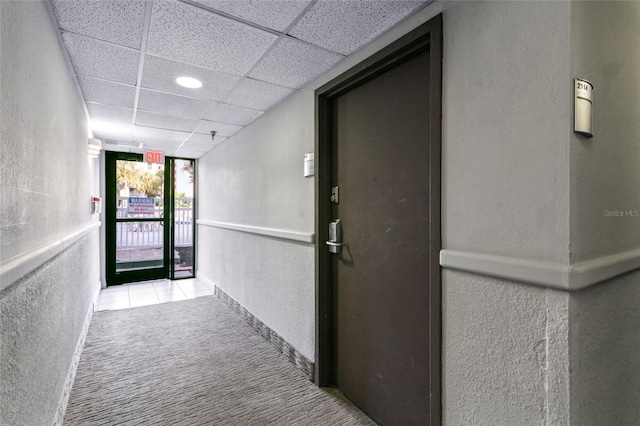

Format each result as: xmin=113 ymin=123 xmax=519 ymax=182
xmin=50 ymin=0 xmax=429 ymax=158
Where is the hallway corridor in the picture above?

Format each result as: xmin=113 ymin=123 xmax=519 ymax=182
xmin=5 ymin=1 xmax=640 ymax=424
xmin=64 ymin=294 xmax=373 ymax=425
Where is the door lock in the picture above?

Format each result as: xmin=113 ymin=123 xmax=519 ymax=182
xmin=326 ymin=219 xmax=345 ymax=254
xmin=330 ymin=186 xmax=339 ymax=204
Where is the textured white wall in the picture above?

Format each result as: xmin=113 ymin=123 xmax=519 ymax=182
xmin=443 ymin=0 xmax=572 ymax=264
xmin=443 ymin=271 xmax=570 ymax=425
xmin=569 ymin=0 xmax=640 ymax=263
xmin=568 ymin=2 xmax=640 ymax=423
xmin=0 ymin=2 xmax=93 ymax=260
xmin=198 ymin=91 xmax=315 ymax=231
xmin=197 ymin=90 xmax=316 ymax=358
xmin=0 ymin=1 xmax=100 ymax=424
xmin=569 ymin=270 xmax=640 ymax=425
xmin=441 ymin=2 xmax=573 ymax=423
xmin=198 ymin=226 xmax=315 ymax=358
xmin=0 ymin=234 xmax=100 ymax=426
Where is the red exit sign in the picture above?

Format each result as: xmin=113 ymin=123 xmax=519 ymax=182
xmin=145 ymin=151 xmax=164 ymax=164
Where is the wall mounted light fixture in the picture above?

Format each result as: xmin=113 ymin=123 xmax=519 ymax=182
xmin=88 ymin=137 xmax=102 ymax=158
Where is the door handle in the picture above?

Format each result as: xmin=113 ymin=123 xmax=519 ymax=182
xmin=325 ymin=241 xmax=346 ymax=247
xmin=326 ymin=219 xmax=345 ymax=254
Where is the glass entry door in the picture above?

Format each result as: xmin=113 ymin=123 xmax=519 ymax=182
xmin=106 ymin=152 xmax=169 ymax=285
xmin=106 ymin=152 xmax=196 ymax=285
xmin=169 ymin=158 xmax=195 ymax=279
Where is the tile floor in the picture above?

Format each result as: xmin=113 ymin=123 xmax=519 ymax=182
xmin=97 ymin=278 xmax=214 ymax=311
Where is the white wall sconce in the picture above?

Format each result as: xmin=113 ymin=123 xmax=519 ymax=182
xmin=88 ymin=137 xmax=102 ymax=158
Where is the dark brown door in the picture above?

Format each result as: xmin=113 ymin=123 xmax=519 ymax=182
xmin=325 ymin=34 xmax=439 ymax=426
xmin=316 ymin=17 xmax=442 ymax=425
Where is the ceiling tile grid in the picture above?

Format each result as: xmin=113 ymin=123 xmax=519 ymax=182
xmin=248 ymin=37 xmax=345 ymax=89
xmin=146 ymin=0 xmax=278 ymax=75
xmin=50 ymin=0 xmax=430 ymax=157
xmin=195 ymin=121 xmax=243 ymax=138
xmin=193 ymin=0 xmax=312 ymax=32
xmin=133 ymin=126 xmax=191 ymax=144
xmin=62 ymin=32 xmax=140 ymax=85
xmin=50 ymin=0 xmax=146 ymax=49
xmin=141 ymin=55 xmax=241 ymax=101
xmin=86 ymin=103 xmax=134 ymax=123
xmin=290 ymin=0 xmax=426 ymax=55
xmin=77 ymin=75 xmax=136 ymax=109
xmin=135 ymin=111 xmax=201 ymax=133
xmin=181 ymin=141 xmax=220 ymax=152
xmin=224 ymin=78 xmax=296 ymax=111
xmin=208 ymin=103 xmax=264 ymax=126
xmin=187 ymin=132 xmax=227 ymax=145
xmin=137 ymin=89 xmax=219 ymax=120
xmin=173 ymin=149 xmax=207 ymax=158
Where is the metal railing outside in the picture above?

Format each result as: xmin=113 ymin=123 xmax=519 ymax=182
xmin=116 ymin=197 xmax=193 ymax=249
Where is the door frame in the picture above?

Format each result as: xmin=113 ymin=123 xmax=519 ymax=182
xmin=314 ymin=14 xmax=442 ymax=423
xmin=105 ymin=153 xmax=197 ymax=285
xmin=105 ymin=151 xmax=170 ymax=285
xmin=166 ymin=156 xmax=197 ymax=281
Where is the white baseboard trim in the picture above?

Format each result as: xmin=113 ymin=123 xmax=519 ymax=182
xmin=0 ymin=222 xmax=101 ymax=292
xmin=196 ymin=270 xmax=216 ymax=293
xmin=440 ymin=248 xmax=640 ymax=291
xmin=53 ymin=297 xmax=95 ymax=425
xmin=197 ymin=219 xmax=314 ymax=244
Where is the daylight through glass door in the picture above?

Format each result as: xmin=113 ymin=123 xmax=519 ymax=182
xmin=171 ymin=159 xmax=195 ymax=279
xmin=115 ymin=159 xmax=166 ymax=276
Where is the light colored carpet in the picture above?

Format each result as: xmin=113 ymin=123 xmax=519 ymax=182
xmin=63 ymin=295 xmax=374 ymax=425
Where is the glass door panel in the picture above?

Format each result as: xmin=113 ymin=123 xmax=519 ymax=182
xmin=106 ymin=152 xmax=168 ymax=285
xmin=171 ymin=159 xmax=195 ymax=279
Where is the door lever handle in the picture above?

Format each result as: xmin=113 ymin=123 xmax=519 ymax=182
xmin=326 ymin=240 xmax=346 ymax=254
xmin=325 ymin=241 xmax=346 ymax=247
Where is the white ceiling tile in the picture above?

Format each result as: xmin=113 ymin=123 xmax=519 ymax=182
xmin=173 ymin=150 xmax=204 ymax=159
xmin=51 ymin=0 xmax=146 ymax=49
xmin=94 ymin=131 xmax=133 ymax=143
xmin=181 ymin=141 xmax=217 ymax=152
xmin=209 ymin=103 xmax=263 ymax=126
xmin=188 ymin=132 xmax=227 ymax=145
xmin=137 ymin=89 xmax=218 ymax=120
xmin=147 ymin=0 xmax=278 ymax=75
xmin=195 ymin=121 xmax=242 ymax=138
xmin=142 ymin=139 xmax=184 ymax=150
xmin=135 ymin=111 xmax=200 ymax=133
xmin=141 ymin=55 xmax=240 ymax=102
xmin=290 ymin=0 xmax=426 ymax=55
xmin=225 ymin=78 xmax=295 ymax=110
xmin=193 ymin=0 xmax=312 ymax=32
xmin=87 ymin=103 xmax=134 ymax=123
xmin=62 ymin=32 xmax=139 ymax=84
xmin=248 ymin=37 xmax=344 ymax=88
xmin=133 ymin=126 xmax=191 ymax=145
xmin=77 ymin=75 xmax=136 ymax=108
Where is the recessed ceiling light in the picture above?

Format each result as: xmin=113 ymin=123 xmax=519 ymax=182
xmin=175 ymin=76 xmax=203 ymax=89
